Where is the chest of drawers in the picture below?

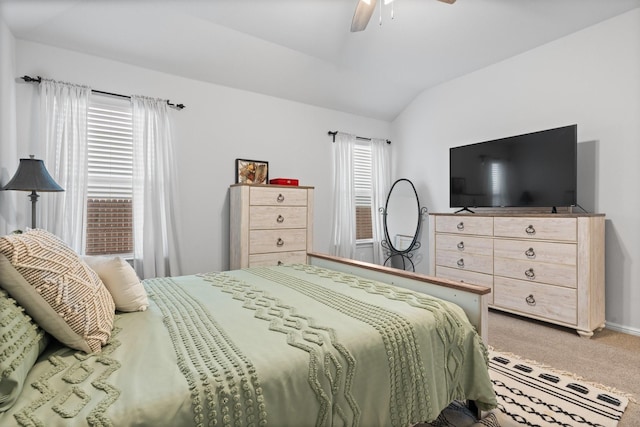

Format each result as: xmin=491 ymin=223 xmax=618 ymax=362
xmin=429 ymin=213 xmax=605 ymax=337
xmin=230 ymin=184 xmax=314 ymax=269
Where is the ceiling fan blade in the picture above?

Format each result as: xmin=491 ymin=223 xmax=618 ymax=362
xmin=351 ymin=0 xmax=377 ymax=32
xmin=437 ymin=0 xmax=457 ymax=4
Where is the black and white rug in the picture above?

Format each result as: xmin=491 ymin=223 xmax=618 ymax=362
xmin=420 ymin=349 xmax=630 ymax=427
xmin=488 ymin=349 xmax=629 ymax=427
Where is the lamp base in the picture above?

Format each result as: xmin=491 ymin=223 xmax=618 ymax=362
xmin=28 ymin=190 xmax=39 ymax=229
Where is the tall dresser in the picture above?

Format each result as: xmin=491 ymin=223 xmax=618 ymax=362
xmin=230 ymin=184 xmax=314 ymax=269
xmin=429 ymin=213 xmax=605 ymax=337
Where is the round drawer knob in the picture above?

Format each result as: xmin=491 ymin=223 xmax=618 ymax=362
xmin=277 ymin=194 xmax=285 ymax=203
xmin=457 ymin=222 xmax=464 ymax=231
xmin=525 ymin=247 xmax=536 ymax=258
xmin=525 ymin=294 xmax=536 ymax=306
xmin=524 ymin=268 xmax=535 ymax=279
xmin=525 ymin=224 xmax=536 ymax=235
xmin=276 ymin=238 xmax=284 ymax=247
xmin=456 ymin=258 xmax=465 ymax=268
xmin=457 ymin=241 xmax=465 ymax=250
xmin=276 ymin=215 xmax=285 ymax=223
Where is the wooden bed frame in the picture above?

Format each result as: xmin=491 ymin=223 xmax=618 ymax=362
xmin=307 ymin=252 xmax=492 ymax=342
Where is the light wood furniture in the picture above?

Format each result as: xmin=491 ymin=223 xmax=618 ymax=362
xmin=308 ymin=252 xmax=492 ymax=342
xmin=230 ymin=184 xmax=314 ymax=269
xmin=429 ymin=213 xmax=605 ymax=337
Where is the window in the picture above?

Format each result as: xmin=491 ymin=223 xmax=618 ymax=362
xmin=354 ymin=142 xmax=373 ymax=241
xmin=85 ymin=97 xmax=134 ymax=256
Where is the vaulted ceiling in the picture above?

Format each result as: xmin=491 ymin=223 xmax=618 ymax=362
xmin=2 ymin=0 xmax=638 ymax=120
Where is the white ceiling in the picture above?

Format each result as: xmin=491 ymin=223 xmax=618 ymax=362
xmin=1 ymin=0 xmax=639 ymax=121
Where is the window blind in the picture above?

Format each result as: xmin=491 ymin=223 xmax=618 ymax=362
xmin=85 ymin=98 xmax=134 ymax=255
xmin=354 ymin=143 xmax=373 ymax=240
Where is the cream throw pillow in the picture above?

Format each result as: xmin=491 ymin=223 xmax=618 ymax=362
xmin=0 ymin=229 xmax=114 ymax=353
xmin=83 ymin=256 xmax=148 ymax=312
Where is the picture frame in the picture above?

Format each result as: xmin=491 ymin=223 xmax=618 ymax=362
xmin=235 ymin=158 xmax=269 ymax=184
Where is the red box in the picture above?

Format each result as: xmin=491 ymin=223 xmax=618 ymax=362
xmin=269 ymin=178 xmax=299 ymax=186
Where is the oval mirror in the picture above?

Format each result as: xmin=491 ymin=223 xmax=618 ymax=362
xmin=383 ymin=178 xmax=421 ymax=254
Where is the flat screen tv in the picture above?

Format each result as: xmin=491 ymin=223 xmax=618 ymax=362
xmin=450 ymin=124 xmax=577 ymax=210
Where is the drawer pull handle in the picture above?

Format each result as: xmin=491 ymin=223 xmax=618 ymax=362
xmin=457 ymin=241 xmax=465 ymax=250
xmin=525 ymin=247 xmax=536 ymax=258
xmin=457 ymin=222 xmax=464 ymax=231
xmin=277 ymin=194 xmax=285 ymax=203
xmin=277 ymin=261 xmax=284 ymax=266
xmin=524 ymin=268 xmax=535 ymax=279
xmin=525 ymin=294 xmax=536 ymax=306
xmin=525 ymin=225 xmax=536 ymax=235
xmin=276 ymin=215 xmax=285 ymax=223
xmin=276 ymin=238 xmax=285 ymax=247
xmin=456 ymin=259 xmax=465 ymax=268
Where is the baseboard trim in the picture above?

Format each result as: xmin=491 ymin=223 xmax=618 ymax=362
xmin=605 ymin=321 xmax=640 ymax=337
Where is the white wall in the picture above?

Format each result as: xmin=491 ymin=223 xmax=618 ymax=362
xmin=393 ymin=9 xmax=640 ymax=333
xmin=0 ymin=15 xmax=19 ymax=235
xmin=13 ymin=40 xmax=391 ymax=275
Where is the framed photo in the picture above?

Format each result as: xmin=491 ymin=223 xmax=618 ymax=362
xmin=235 ymin=158 xmax=269 ymax=184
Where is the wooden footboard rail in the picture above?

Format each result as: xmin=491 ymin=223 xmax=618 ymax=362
xmin=307 ymin=252 xmax=492 ymax=342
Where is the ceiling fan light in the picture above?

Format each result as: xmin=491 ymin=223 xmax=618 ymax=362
xmin=383 ymin=0 xmax=395 ymax=4
xmin=362 ymin=0 xmax=372 ymax=4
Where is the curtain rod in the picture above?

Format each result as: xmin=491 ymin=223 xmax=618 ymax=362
xmin=327 ymin=130 xmax=391 ymax=144
xmin=21 ymin=75 xmax=185 ymax=110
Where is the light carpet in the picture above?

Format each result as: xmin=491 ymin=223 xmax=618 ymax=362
xmin=420 ymin=349 xmax=629 ymax=427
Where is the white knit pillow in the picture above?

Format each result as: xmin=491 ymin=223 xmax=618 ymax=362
xmin=0 ymin=229 xmax=114 ymax=353
xmin=83 ymin=256 xmax=148 ymax=312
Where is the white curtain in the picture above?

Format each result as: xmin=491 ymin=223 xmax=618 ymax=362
xmin=40 ymin=79 xmax=91 ymax=252
xmin=131 ymin=96 xmax=182 ymax=279
xmin=370 ymin=138 xmax=391 ymax=265
xmin=330 ymin=132 xmax=357 ymax=258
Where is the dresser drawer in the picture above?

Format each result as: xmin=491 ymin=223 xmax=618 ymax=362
xmin=250 ymin=187 xmax=307 ymax=206
xmin=435 ymin=216 xmax=493 ymax=236
xmin=494 ymin=217 xmax=576 ymax=241
xmin=249 ymin=206 xmax=307 ymax=229
xmin=494 ymin=276 xmax=576 ymax=325
xmin=249 ymin=251 xmax=307 ymax=267
xmin=249 ymin=229 xmax=307 ymax=254
xmin=494 ymin=239 xmax=576 ymax=265
xmin=436 ymin=250 xmax=493 ymax=275
xmin=494 ymin=257 xmax=576 ymax=288
xmin=436 ymin=265 xmax=494 ymax=289
xmin=436 ymin=234 xmax=493 ymax=256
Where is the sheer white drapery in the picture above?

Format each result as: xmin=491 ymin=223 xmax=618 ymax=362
xmin=131 ymin=96 xmax=182 ymax=279
xmin=40 ymin=79 xmax=91 ymax=252
xmin=370 ymin=138 xmax=391 ymax=265
xmin=330 ymin=132 xmax=357 ymax=258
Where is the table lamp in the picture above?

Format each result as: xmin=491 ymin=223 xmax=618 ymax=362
xmin=2 ymin=155 xmax=64 ymax=229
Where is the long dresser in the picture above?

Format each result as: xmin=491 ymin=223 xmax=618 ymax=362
xmin=429 ymin=213 xmax=605 ymax=337
xmin=230 ymin=184 xmax=314 ymax=269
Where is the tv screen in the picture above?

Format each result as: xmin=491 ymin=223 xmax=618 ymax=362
xmin=450 ymin=124 xmax=577 ymax=209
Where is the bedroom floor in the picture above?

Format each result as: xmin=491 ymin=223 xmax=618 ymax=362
xmin=488 ymin=309 xmax=640 ymax=427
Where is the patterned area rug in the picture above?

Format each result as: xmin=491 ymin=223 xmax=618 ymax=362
xmin=419 ymin=349 xmax=630 ymax=427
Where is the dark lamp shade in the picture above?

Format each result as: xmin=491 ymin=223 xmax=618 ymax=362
xmin=2 ymin=157 xmax=63 ymax=192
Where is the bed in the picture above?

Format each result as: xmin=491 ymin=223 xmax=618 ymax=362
xmin=0 ymin=230 xmax=496 ymax=427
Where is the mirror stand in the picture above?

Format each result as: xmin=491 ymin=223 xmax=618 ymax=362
xmin=379 ymin=178 xmax=428 ymax=272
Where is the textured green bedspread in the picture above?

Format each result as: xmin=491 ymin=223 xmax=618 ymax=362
xmin=0 ymin=264 xmax=496 ymax=426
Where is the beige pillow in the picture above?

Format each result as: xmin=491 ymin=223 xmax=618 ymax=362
xmin=83 ymin=256 xmax=148 ymax=312
xmin=0 ymin=229 xmax=114 ymax=353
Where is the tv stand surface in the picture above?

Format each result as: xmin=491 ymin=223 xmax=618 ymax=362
xmin=429 ymin=212 xmax=606 ymax=337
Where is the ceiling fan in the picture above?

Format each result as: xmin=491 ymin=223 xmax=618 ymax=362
xmin=351 ymin=0 xmax=456 ymax=32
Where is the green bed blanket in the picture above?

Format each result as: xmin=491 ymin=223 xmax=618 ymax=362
xmin=0 ymin=264 xmax=496 ymax=426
